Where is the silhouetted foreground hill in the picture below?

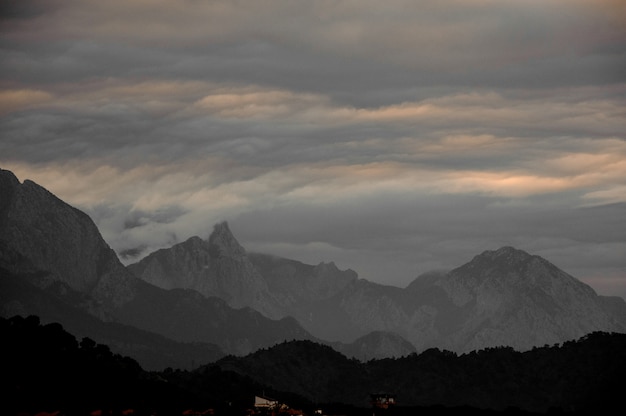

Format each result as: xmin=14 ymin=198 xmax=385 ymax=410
xmin=3 ymin=315 xmax=625 ymax=416
xmin=1 ymin=315 xmax=184 ymax=415
xmin=215 ymin=334 xmax=626 ymax=414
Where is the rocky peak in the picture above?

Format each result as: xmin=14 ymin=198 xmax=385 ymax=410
xmin=426 ymin=246 xmax=621 ymax=351
xmin=129 ymin=221 xmax=283 ymax=319
xmin=208 ymin=221 xmax=246 ymax=258
xmin=0 ymin=169 xmax=20 ymax=221
xmin=464 ymin=246 xmax=535 ymax=271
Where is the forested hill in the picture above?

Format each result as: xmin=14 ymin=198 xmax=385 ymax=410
xmin=3 ymin=314 xmax=625 ymax=415
xmin=1 ymin=315 xmax=182 ymax=415
xmin=214 ymin=334 xmax=626 ymax=413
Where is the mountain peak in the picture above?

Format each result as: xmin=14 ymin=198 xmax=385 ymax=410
xmin=481 ymin=246 xmax=532 ymax=259
xmin=0 ymin=169 xmax=20 ymax=220
xmin=207 ymin=221 xmax=246 ymax=257
xmin=463 ymin=246 xmax=537 ymax=272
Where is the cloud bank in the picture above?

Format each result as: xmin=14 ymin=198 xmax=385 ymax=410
xmin=1 ymin=0 xmax=625 ymax=296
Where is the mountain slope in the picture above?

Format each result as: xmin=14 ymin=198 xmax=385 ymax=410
xmin=248 ymin=252 xmax=358 ymax=310
xmin=275 ymin=247 xmax=626 ymax=353
xmin=0 ymin=169 xmax=136 ymax=308
xmin=0 ymin=271 xmax=224 ymax=370
xmin=333 ymin=330 xmax=417 ymax=360
xmin=128 ymin=228 xmax=360 ymax=321
xmin=0 ymin=168 xmax=316 ymax=357
xmin=429 ymin=246 xmax=626 ymax=352
xmin=128 ymin=224 xmax=283 ymax=319
xmin=3 ymin=167 xmax=625 ymax=359
xmin=213 ymin=334 xmax=626 ymax=413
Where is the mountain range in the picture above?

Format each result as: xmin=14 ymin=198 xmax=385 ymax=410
xmin=128 ymin=216 xmax=626 ymax=353
xmin=1 ymin=167 xmax=625 ymax=369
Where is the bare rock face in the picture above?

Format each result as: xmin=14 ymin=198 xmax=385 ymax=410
xmin=0 ymin=169 xmax=136 ymax=308
xmin=128 ymin=222 xmax=283 ymax=319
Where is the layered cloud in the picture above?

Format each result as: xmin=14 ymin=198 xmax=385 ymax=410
xmin=1 ymin=0 xmax=625 ymax=296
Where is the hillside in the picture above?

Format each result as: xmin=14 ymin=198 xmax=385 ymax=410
xmin=6 ymin=314 xmax=624 ymax=415
xmin=0 ymin=168 xmax=317 ymax=362
xmin=213 ymin=333 xmax=626 ymax=413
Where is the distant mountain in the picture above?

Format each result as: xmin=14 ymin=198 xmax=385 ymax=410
xmin=421 ymin=246 xmax=626 ymax=352
xmin=248 ymin=252 xmax=358 ymax=310
xmin=333 ymin=330 xmax=417 ymax=360
xmin=296 ymin=247 xmax=626 ymax=353
xmin=126 ymin=194 xmax=626 ymax=354
xmin=127 ymin=224 xmax=283 ymax=319
xmin=127 ymin=234 xmax=359 ymax=321
xmin=3 ymin=166 xmax=625 ymax=361
xmin=129 ymin=232 xmax=419 ymax=358
xmin=0 ymin=168 xmax=316 ymax=361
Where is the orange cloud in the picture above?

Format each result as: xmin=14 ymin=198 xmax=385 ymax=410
xmin=0 ymin=89 xmax=53 ymax=115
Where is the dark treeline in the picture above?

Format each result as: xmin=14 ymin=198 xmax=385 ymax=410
xmin=2 ymin=315 xmax=625 ymax=416
xmin=179 ymin=334 xmax=626 ymax=414
xmin=1 ymin=315 xmax=194 ymax=416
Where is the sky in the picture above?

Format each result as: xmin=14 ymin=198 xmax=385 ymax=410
xmin=1 ymin=0 xmax=625 ymax=298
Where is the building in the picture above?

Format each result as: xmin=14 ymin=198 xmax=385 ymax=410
xmin=254 ymin=396 xmax=279 ymax=410
xmin=370 ymin=393 xmax=396 ymax=410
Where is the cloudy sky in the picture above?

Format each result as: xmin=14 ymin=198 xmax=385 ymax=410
xmin=1 ymin=0 xmax=625 ymax=297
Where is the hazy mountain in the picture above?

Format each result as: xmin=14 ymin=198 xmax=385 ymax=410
xmin=299 ymin=247 xmax=626 ymax=353
xmin=248 ymin=252 xmax=358 ymax=309
xmin=124 ymin=184 xmax=626 ymax=354
xmin=3 ymin=166 xmax=625 ymax=360
xmin=0 ymin=271 xmax=224 ymax=370
xmin=128 ymin=224 xmax=283 ymax=319
xmin=127 ymin=230 xmax=359 ymax=321
xmin=333 ymin=330 xmax=417 ymax=360
xmin=0 ymin=168 xmax=316 ymax=359
xmin=423 ymin=246 xmax=626 ymax=352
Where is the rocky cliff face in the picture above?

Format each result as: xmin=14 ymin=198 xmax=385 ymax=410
xmin=0 ymin=169 xmax=136 ymax=308
xmin=128 ymin=222 xmax=283 ymax=319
